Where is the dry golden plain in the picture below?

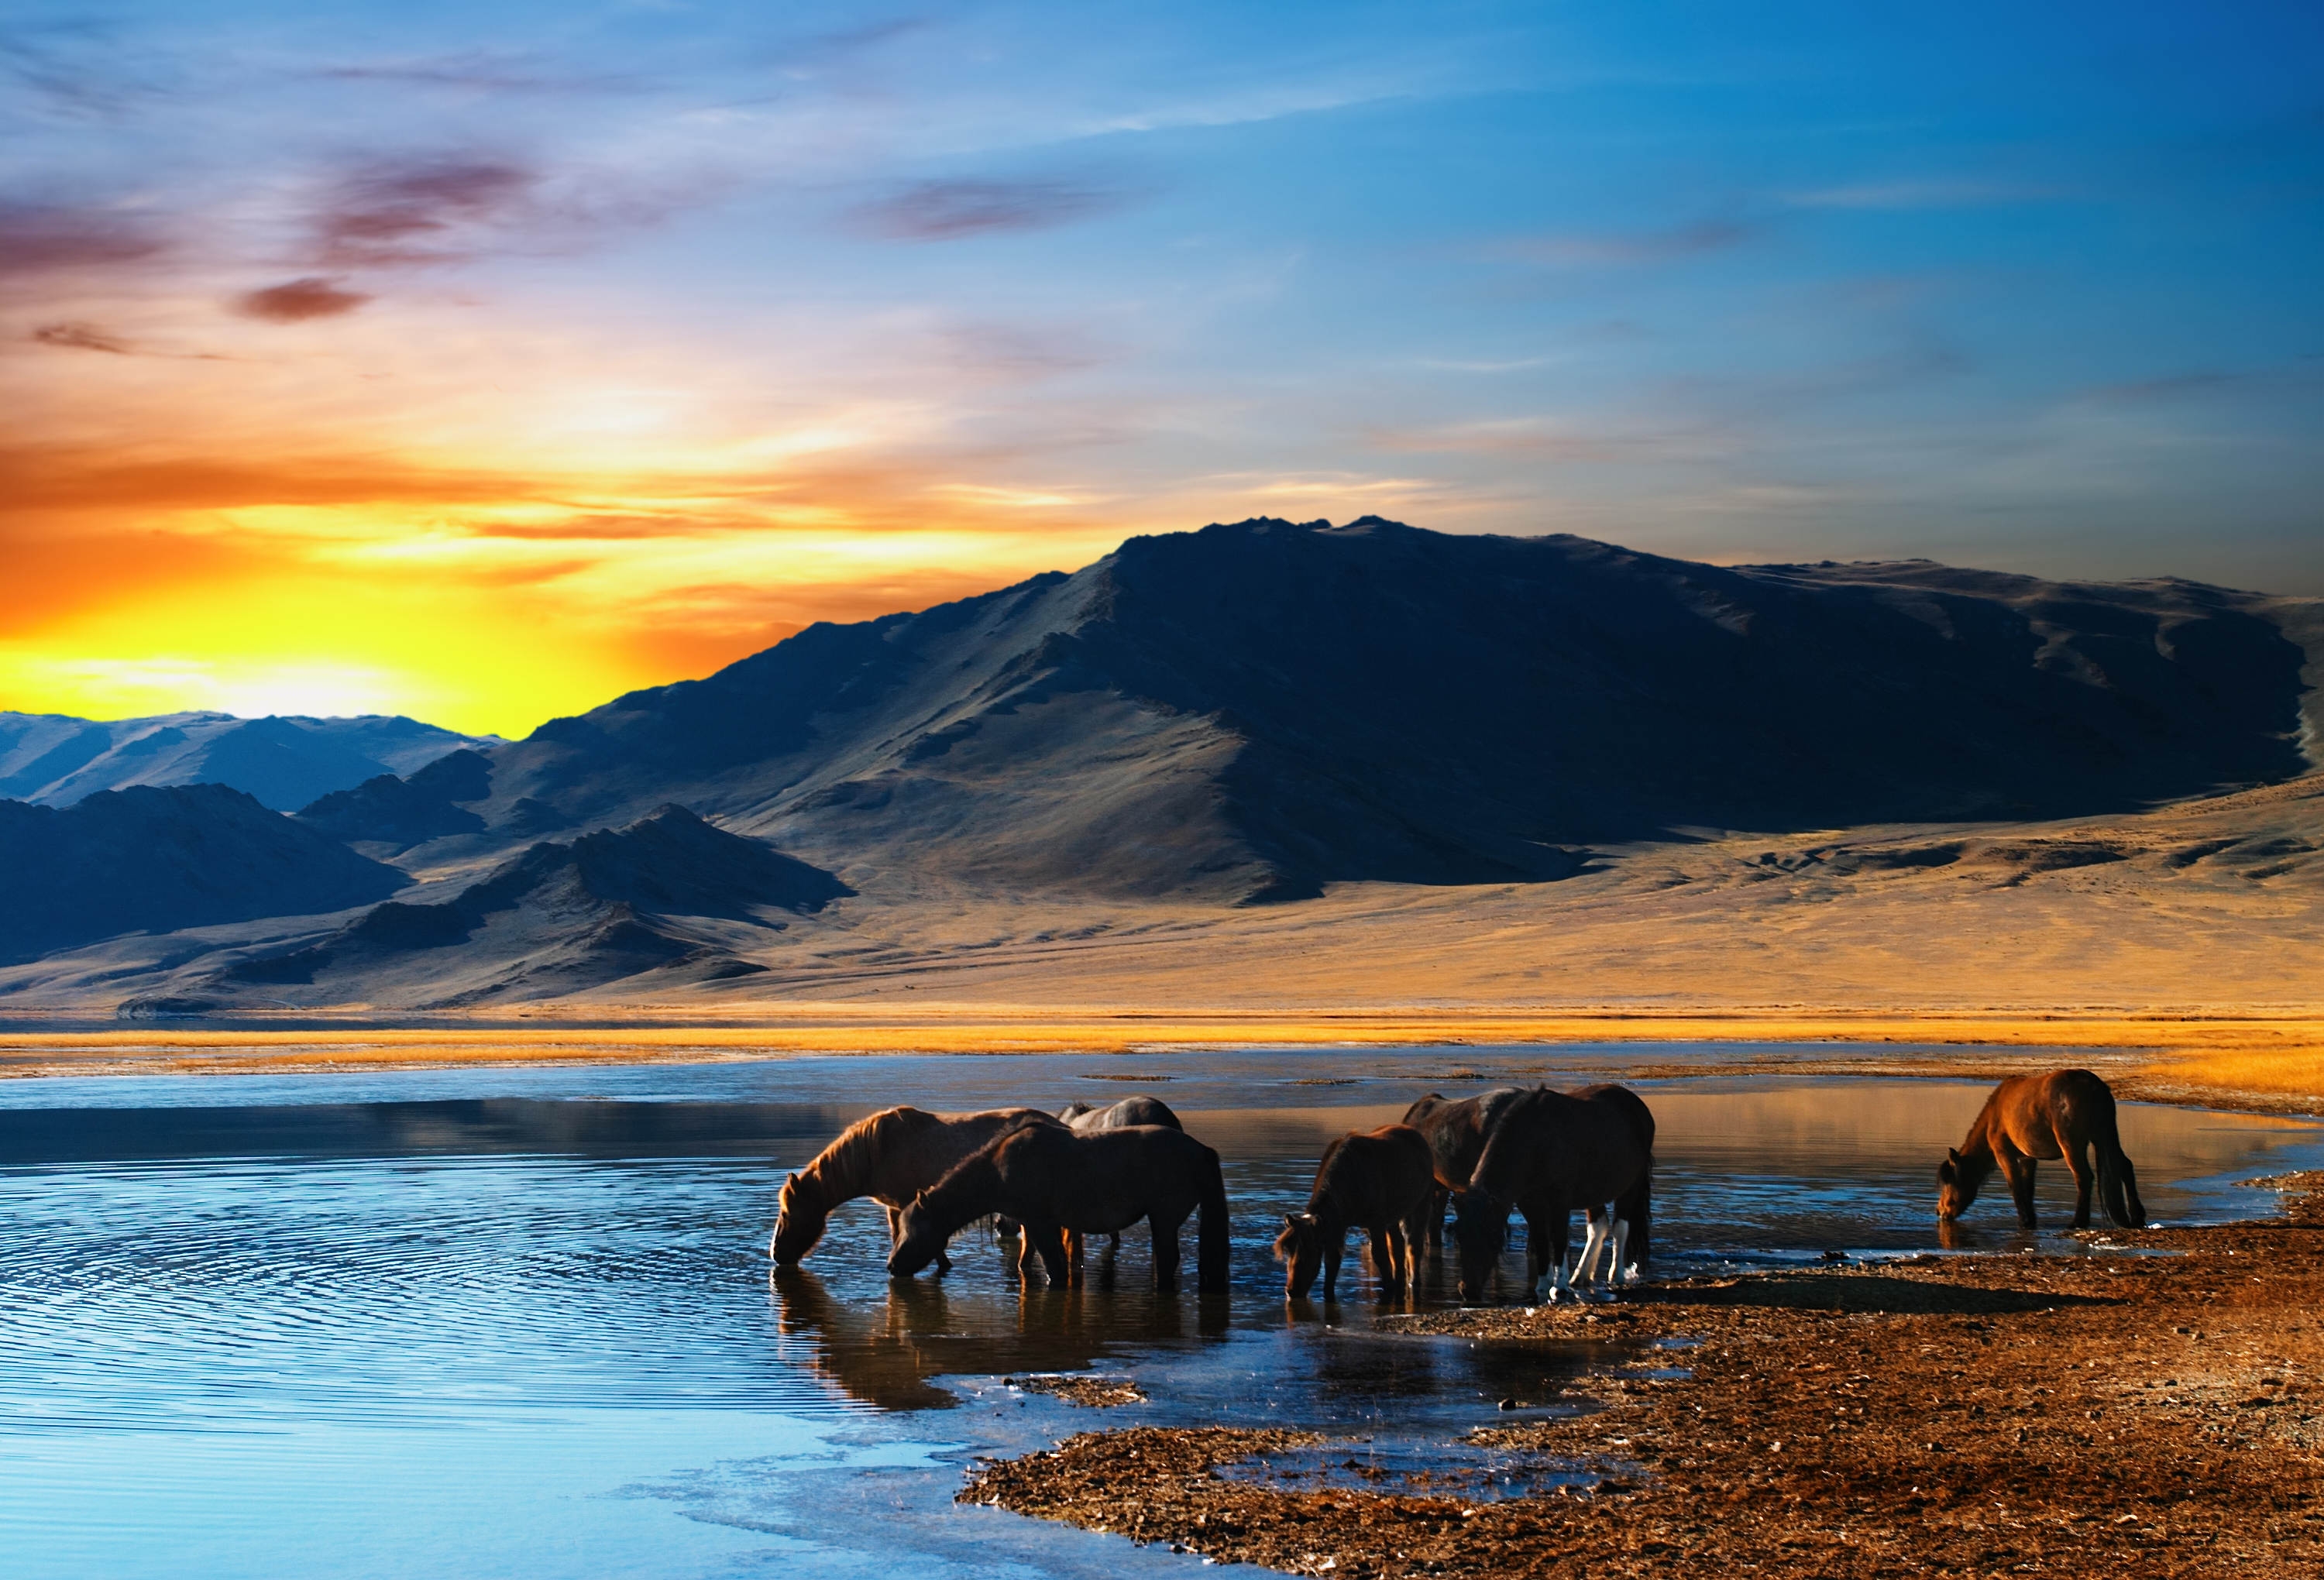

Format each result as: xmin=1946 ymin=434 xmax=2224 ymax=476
xmin=3 ymin=773 xmax=2315 ymax=1108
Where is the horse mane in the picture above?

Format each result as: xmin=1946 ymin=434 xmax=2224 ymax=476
xmin=803 ymin=1106 xmax=927 ymax=1199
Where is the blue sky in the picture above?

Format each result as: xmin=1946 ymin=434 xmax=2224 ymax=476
xmin=4 ymin=1 xmax=2320 ymax=730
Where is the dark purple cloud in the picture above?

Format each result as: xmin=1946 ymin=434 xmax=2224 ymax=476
xmin=0 ymin=201 xmax=166 ymax=276
xmin=315 ymin=157 xmax=536 ymax=267
xmin=236 ymin=276 xmax=372 ymax=322
xmin=851 ymin=177 xmax=1125 ymax=242
xmin=31 ymin=320 xmax=129 ymax=353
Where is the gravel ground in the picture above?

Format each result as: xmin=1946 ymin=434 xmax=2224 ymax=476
xmin=961 ymin=1173 xmax=2324 ymax=1576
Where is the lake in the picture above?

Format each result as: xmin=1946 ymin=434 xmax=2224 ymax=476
xmin=2 ymin=1047 xmax=2315 ymax=1578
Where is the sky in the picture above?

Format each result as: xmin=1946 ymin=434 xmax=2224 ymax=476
xmin=5 ymin=2 xmax=2322 ymax=738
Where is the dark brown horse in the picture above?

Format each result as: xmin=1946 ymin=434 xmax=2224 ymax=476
xmin=995 ymin=1097 xmax=1186 ymax=1252
xmin=1938 ymin=1070 xmax=2149 ymax=1228
xmin=1057 ymin=1095 xmax=1184 ymax=1259
xmin=1401 ymin=1087 xmax=1525 ymax=1250
xmin=889 ymin=1124 xmax=1230 ymax=1293
xmin=1273 ymin=1123 xmax=1436 ymax=1301
xmin=770 ymin=1106 xmax=1059 ymax=1270
xmin=1452 ymin=1084 xmax=1655 ymax=1304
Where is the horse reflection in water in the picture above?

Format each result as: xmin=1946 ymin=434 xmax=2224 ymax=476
xmin=769 ymin=1266 xmax=1201 ymax=1413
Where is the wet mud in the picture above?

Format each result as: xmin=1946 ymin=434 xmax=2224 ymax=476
xmin=964 ymin=1173 xmax=2324 ymax=1577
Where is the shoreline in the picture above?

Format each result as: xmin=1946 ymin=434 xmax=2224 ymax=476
xmin=0 ymin=1007 xmax=2314 ymax=1116
xmin=965 ymin=1175 xmax=2324 ymax=1578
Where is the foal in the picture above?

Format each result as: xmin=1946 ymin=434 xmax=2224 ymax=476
xmin=1938 ymin=1070 xmax=2149 ymax=1229
xmin=1274 ymin=1124 xmax=1437 ymax=1301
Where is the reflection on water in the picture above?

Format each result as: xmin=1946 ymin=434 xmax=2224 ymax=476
xmin=0 ymin=1052 xmax=2316 ymax=1578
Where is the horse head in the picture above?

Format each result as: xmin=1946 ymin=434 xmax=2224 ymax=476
xmin=1273 ymin=1211 xmax=1326 ymax=1298
xmin=1449 ymin=1187 xmax=1508 ymax=1304
xmin=1935 ymin=1146 xmax=1979 ymax=1221
xmin=885 ymin=1196 xmax=947 ymax=1279
xmin=770 ymin=1170 xmax=828 ymax=1264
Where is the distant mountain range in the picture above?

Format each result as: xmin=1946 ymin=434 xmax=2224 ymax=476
xmin=2 ymin=517 xmax=2316 ymax=1008
xmin=0 ymin=785 xmax=410 ymax=966
xmin=466 ymin=517 xmax=2315 ymax=904
xmin=0 ymin=711 xmax=494 ymax=811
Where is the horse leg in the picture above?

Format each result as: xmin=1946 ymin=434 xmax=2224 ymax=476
xmin=1151 ymin=1217 xmax=1182 ymax=1294
xmin=1322 ymin=1240 xmax=1342 ymax=1303
xmin=1428 ymin=1185 xmax=1447 ymax=1252
xmin=2004 ymin=1149 xmax=2038 ymax=1228
xmin=1574 ymin=1208 xmax=1610 ymax=1290
xmin=1530 ymin=1209 xmax=1571 ymax=1304
xmin=1065 ymin=1228 xmax=1085 ymax=1287
xmin=1370 ymin=1223 xmax=1401 ymax=1296
xmin=1029 ymin=1224 xmax=1071 ymax=1286
xmin=2064 ymin=1135 xmax=2096 ymax=1229
xmin=1609 ymin=1216 xmax=1631 ymax=1287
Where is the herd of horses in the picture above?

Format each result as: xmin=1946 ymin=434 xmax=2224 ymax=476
xmin=768 ymin=1068 xmax=2149 ymax=1303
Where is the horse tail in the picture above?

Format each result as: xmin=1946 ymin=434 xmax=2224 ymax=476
xmin=2092 ymin=1094 xmax=2144 ymax=1228
xmin=1620 ymin=1157 xmax=1652 ymax=1267
xmin=1196 ymin=1149 xmax=1231 ymax=1293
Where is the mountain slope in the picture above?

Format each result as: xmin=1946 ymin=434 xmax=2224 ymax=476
xmin=0 ymin=785 xmax=411 ymax=963
xmin=208 ymin=803 xmax=851 ymax=1005
xmin=446 ymin=518 xmax=2314 ymax=902
xmin=0 ymin=711 xmax=496 ymax=810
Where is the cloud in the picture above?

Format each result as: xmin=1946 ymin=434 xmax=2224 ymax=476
xmin=316 ymin=53 xmax=643 ymax=94
xmin=851 ymin=177 xmax=1126 ymax=241
xmin=235 ymin=276 xmax=372 ymax=323
xmin=0 ymin=201 xmax=166 ymax=277
xmin=1488 ymin=219 xmax=1756 ymax=268
xmin=31 ymin=321 xmax=130 ymax=354
xmin=313 ymin=156 xmax=537 ymax=268
xmin=1783 ymin=180 xmax=2052 ymax=211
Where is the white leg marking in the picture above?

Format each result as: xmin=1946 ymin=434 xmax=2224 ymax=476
xmin=1575 ymin=1214 xmax=1608 ymax=1286
xmin=1610 ymin=1219 xmax=1631 ymax=1286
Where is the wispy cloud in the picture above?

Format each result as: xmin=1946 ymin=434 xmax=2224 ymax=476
xmin=1783 ymin=179 xmax=2054 ymax=211
xmin=235 ymin=277 xmax=372 ymax=323
xmin=30 ymin=321 xmax=130 ymax=354
xmin=316 ymin=53 xmax=645 ymax=94
xmin=311 ymin=156 xmax=538 ymax=268
xmin=1487 ymin=219 xmax=1757 ymax=268
xmin=0 ymin=201 xmax=167 ymax=278
xmin=850 ymin=176 xmax=1130 ymax=241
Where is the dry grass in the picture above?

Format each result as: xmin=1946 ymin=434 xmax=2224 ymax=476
xmin=1 ymin=1007 xmax=2315 ymax=1110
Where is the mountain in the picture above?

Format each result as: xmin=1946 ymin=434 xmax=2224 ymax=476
xmin=435 ymin=517 xmax=2315 ymax=904
xmin=205 ymin=803 xmax=851 ymax=1005
xmin=294 ymin=748 xmax=495 ymax=850
xmin=0 ymin=711 xmax=497 ymax=811
xmin=0 ymin=784 xmax=411 ymax=964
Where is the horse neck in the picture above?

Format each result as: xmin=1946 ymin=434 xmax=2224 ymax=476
xmin=1470 ymin=1109 xmax=1535 ymax=1199
xmin=1956 ymin=1111 xmax=2003 ymax=1175
xmin=915 ymin=1148 xmax=1002 ymax=1239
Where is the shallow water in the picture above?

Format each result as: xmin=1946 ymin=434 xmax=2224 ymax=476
xmin=0 ymin=1048 xmax=2315 ymax=1578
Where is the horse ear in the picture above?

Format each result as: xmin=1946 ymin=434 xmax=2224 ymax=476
xmin=1945 ymin=1148 xmax=1961 ymax=1163
xmin=1283 ymin=1213 xmax=1300 ymax=1229
xmin=1937 ymin=1159 xmax=1957 ymax=1183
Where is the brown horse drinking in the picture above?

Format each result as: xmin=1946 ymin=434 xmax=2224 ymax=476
xmin=1937 ymin=1070 xmax=2150 ymax=1229
xmin=889 ymin=1124 xmax=1230 ymax=1293
xmin=1401 ymin=1088 xmax=1525 ymax=1250
xmin=1452 ymin=1084 xmax=1655 ymax=1305
xmin=770 ymin=1106 xmax=1060 ymax=1269
xmin=1273 ymin=1123 xmax=1436 ymax=1301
